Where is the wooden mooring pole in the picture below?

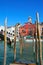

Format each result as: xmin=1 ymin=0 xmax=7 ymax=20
xmin=14 ymin=25 xmax=17 ymax=62
xmin=14 ymin=35 xmax=16 ymax=62
xmin=4 ymin=17 xmax=7 ymax=65
xmin=33 ymin=28 xmax=35 ymax=54
xmin=37 ymin=12 xmax=42 ymax=65
xmin=36 ymin=12 xmax=42 ymax=65
xmin=19 ymin=35 xmax=23 ymax=56
xmin=35 ymin=21 xmax=39 ymax=64
xmin=38 ymin=22 xmax=42 ymax=65
xmin=14 ymin=26 xmax=16 ymax=62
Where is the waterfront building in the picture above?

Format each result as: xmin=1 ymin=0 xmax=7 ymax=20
xmin=19 ymin=18 xmax=43 ymax=38
xmin=40 ymin=23 xmax=43 ymax=36
xmin=19 ymin=18 xmax=36 ymax=37
xmin=7 ymin=23 xmax=21 ymax=41
xmin=0 ymin=21 xmax=43 ymax=40
xmin=0 ymin=26 xmax=4 ymax=35
xmin=7 ymin=26 xmax=15 ymax=41
xmin=0 ymin=26 xmax=4 ymax=31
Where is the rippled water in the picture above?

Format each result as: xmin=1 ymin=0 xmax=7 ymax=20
xmin=0 ymin=41 xmax=43 ymax=65
xmin=0 ymin=41 xmax=14 ymax=65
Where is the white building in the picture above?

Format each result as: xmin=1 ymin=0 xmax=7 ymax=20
xmin=0 ymin=24 xmax=21 ymax=41
xmin=0 ymin=26 xmax=4 ymax=31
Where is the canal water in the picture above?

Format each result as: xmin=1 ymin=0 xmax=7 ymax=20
xmin=0 ymin=41 xmax=14 ymax=65
xmin=0 ymin=41 xmax=43 ymax=65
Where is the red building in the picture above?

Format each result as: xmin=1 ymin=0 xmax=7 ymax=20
xmin=19 ymin=17 xmax=43 ymax=38
xmin=19 ymin=22 xmax=36 ymax=37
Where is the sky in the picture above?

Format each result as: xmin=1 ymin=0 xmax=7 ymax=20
xmin=0 ymin=0 xmax=43 ymax=26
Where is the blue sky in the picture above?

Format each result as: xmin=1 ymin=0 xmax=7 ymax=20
xmin=0 ymin=0 xmax=43 ymax=26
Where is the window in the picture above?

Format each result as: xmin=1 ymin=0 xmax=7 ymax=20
xmin=29 ymin=28 xmax=31 ymax=31
xmin=22 ymin=30 xmax=26 ymax=33
xmin=13 ymin=30 xmax=14 ymax=32
xmin=10 ymin=33 xmax=12 ymax=35
xmin=13 ymin=34 xmax=14 ymax=36
xmin=7 ymin=32 xmax=8 ymax=33
xmin=9 ymin=32 xmax=10 ymax=34
xmin=29 ymin=31 xmax=32 ymax=36
xmin=1 ymin=29 xmax=3 ymax=32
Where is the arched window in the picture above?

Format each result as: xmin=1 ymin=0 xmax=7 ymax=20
xmin=1 ymin=29 xmax=3 ymax=32
xmin=13 ymin=34 xmax=14 ymax=36
xmin=10 ymin=33 xmax=12 ymax=35
xmin=7 ymin=32 xmax=8 ymax=34
xmin=22 ymin=30 xmax=26 ymax=33
xmin=9 ymin=32 xmax=10 ymax=34
xmin=29 ymin=30 xmax=32 ymax=36
xmin=13 ymin=30 xmax=14 ymax=32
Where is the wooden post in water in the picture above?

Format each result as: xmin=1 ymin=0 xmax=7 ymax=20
xmin=36 ymin=12 xmax=42 ymax=65
xmin=19 ymin=35 xmax=23 ymax=56
xmin=14 ymin=25 xmax=17 ymax=62
xmin=4 ymin=17 xmax=7 ymax=65
xmin=33 ymin=28 xmax=35 ymax=53
xmin=35 ymin=14 xmax=39 ymax=65
xmin=35 ymin=21 xmax=39 ymax=64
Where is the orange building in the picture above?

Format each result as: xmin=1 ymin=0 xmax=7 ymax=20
xmin=19 ymin=17 xmax=43 ymax=37
xmin=19 ymin=22 xmax=36 ymax=37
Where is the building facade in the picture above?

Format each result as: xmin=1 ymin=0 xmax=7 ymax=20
xmin=19 ymin=18 xmax=43 ymax=37
xmin=19 ymin=17 xmax=36 ymax=37
xmin=40 ymin=23 xmax=43 ymax=36
xmin=19 ymin=22 xmax=36 ymax=37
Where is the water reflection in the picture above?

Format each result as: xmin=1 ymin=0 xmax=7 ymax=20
xmin=0 ymin=41 xmax=14 ymax=65
xmin=0 ymin=41 xmax=43 ymax=65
